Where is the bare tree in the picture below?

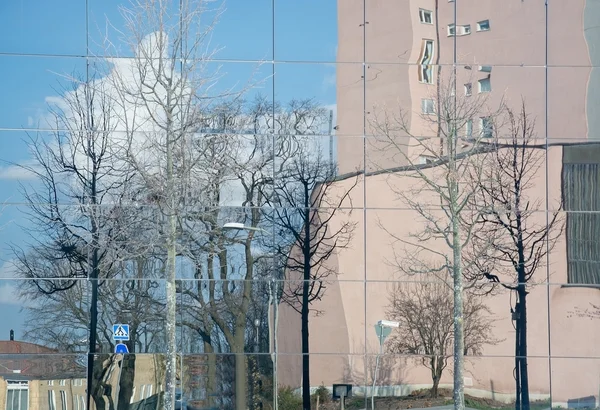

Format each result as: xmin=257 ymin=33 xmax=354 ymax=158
xmin=370 ymin=74 xmax=504 ymax=410
xmin=178 ymin=96 xmax=333 ymax=409
xmin=9 ymin=73 xmax=137 ymax=410
xmin=266 ymin=137 xmax=358 ymax=410
xmin=469 ymin=102 xmax=564 ymax=410
xmin=386 ymin=280 xmax=497 ymax=398
xmin=101 ymin=0 xmax=240 ymax=408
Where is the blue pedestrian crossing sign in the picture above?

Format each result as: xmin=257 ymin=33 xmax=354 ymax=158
xmin=115 ymin=342 xmax=129 ymax=354
xmin=112 ymin=324 xmax=130 ymax=341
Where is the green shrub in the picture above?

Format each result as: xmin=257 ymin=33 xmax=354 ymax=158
xmin=312 ymin=384 xmax=330 ymax=405
xmin=278 ymin=386 xmax=303 ymax=410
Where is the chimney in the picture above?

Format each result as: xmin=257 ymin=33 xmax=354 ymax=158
xmin=9 ymin=329 xmax=14 ymax=341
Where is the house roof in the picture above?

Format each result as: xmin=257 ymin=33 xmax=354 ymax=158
xmin=0 ymin=340 xmax=85 ymax=380
xmin=0 ymin=340 xmax=56 ymax=354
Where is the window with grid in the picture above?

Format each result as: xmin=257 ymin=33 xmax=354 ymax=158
xmin=562 ymin=145 xmax=600 ymax=285
xmin=6 ymin=381 xmax=29 ymax=410
xmin=418 ymin=40 xmax=435 ymax=84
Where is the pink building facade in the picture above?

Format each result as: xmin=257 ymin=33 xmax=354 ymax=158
xmin=278 ymin=0 xmax=600 ymax=407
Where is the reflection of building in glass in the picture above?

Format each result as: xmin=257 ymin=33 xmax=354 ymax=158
xmin=277 ymin=1 xmax=600 ymax=408
xmin=0 ymin=337 xmax=163 ymax=410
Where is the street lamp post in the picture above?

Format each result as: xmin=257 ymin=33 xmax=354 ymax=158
xmin=371 ymin=320 xmax=400 ymax=410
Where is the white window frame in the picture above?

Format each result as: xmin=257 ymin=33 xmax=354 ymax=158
xmin=466 ymin=119 xmax=473 ymax=138
xmin=418 ymin=40 xmax=435 ymax=84
xmin=140 ymin=385 xmax=146 ymax=400
xmin=464 ymin=83 xmax=472 ymax=96
xmin=479 ymin=65 xmax=492 ymax=72
xmin=478 ymin=77 xmax=491 ymax=93
xmin=6 ymin=381 xmax=29 ymax=410
xmin=60 ymin=390 xmax=68 ymax=410
xmin=480 ymin=117 xmax=493 ymax=138
xmin=421 ymin=98 xmax=435 ymax=114
xmin=59 ymin=380 xmax=66 ymax=386
xmin=79 ymin=395 xmax=86 ymax=410
xmin=477 ymin=20 xmax=490 ymax=31
xmin=448 ymin=24 xmax=471 ymax=36
xmin=146 ymin=385 xmax=153 ymax=398
xmin=419 ymin=9 xmax=433 ymax=24
xmin=74 ymin=395 xmax=80 ymax=410
xmin=48 ymin=391 xmax=57 ymax=410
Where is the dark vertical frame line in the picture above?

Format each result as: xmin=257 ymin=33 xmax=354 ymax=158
xmin=271 ymin=1 xmax=277 ymax=408
xmin=361 ymin=0 xmax=369 ymax=407
xmin=84 ymin=0 xmax=94 ymax=409
xmin=544 ymin=0 xmax=553 ymax=405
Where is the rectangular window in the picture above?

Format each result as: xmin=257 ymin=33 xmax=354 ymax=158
xmin=419 ymin=9 xmax=433 ymax=24
xmin=465 ymin=119 xmax=473 ymax=138
xmin=140 ymin=385 xmax=146 ymax=400
xmin=480 ymin=117 xmax=493 ymax=138
xmin=477 ymin=20 xmax=490 ymax=31
xmin=59 ymin=380 xmax=66 ymax=387
xmin=130 ymin=387 xmax=136 ymax=403
xmin=48 ymin=391 xmax=57 ymax=410
xmin=479 ymin=65 xmax=492 ymax=72
xmin=478 ymin=78 xmax=491 ymax=93
xmin=6 ymin=381 xmax=28 ymax=410
xmin=421 ymin=99 xmax=435 ymax=114
xmin=562 ymin=145 xmax=600 ymax=285
xmin=464 ymin=83 xmax=472 ymax=96
xmin=418 ymin=156 xmax=435 ymax=165
xmin=74 ymin=396 xmax=80 ymax=410
xmin=146 ymin=385 xmax=153 ymax=397
xmin=60 ymin=391 xmax=68 ymax=410
xmin=79 ymin=396 xmax=86 ymax=410
xmin=448 ymin=24 xmax=470 ymax=36
xmin=48 ymin=381 xmax=54 ymax=386
xmin=418 ymin=40 xmax=435 ymax=84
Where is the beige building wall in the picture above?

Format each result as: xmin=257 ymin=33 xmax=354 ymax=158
xmin=277 ymin=144 xmax=600 ymax=406
xmin=336 ymin=0 xmax=591 ymax=175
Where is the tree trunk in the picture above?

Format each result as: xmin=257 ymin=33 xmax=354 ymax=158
xmin=234 ymin=351 xmax=248 ymax=410
xmin=452 ymin=241 xmax=465 ymax=410
xmin=164 ymin=116 xmax=178 ymax=410
xmin=302 ymin=206 xmax=312 ymax=410
xmin=431 ymin=377 xmax=440 ymax=399
xmin=165 ymin=235 xmax=178 ymax=410
xmin=205 ymin=342 xmax=217 ymax=407
xmin=117 ymin=353 xmax=137 ymax=410
xmin=87 ymin=245 xmax=100 ymax=410
xmin=515 ymin=316 xmax=521 ymax=410
xmin=91 ymin=355 xmax=115 ymax=410
xmin=431 ymin=357 xmax=443 ymax=398
xmin=449 ymin=121 xmax=465 ymax=410
xmin=517 ymin=285 xmax=529 ymax=410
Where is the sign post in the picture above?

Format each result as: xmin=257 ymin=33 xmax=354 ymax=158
xmin=115 ymin=343 xmax=129 ymax=354
xmin=112 ymin=324 xmax=130 ymax=354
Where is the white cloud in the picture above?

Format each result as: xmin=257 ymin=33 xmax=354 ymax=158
xmin=0 ymin=283 xmax=21 ymax=306
xmin=0 ymin=165 xmax=39 ymax=181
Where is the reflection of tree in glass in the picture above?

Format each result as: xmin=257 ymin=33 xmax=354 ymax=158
xmin=386 ymin=280 xmax=497 ymax=398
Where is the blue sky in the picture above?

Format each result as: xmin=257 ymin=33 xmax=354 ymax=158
xmin=0 ymin=0 xmax=338 ymax=340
